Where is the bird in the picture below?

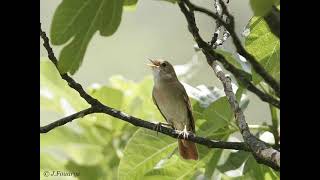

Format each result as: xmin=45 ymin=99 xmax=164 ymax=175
xmin=147 ymin=58 xmax=198 ymax=160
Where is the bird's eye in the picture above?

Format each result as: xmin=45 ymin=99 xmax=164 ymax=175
xmin=161 ymin=62 xmax=167 ymax=67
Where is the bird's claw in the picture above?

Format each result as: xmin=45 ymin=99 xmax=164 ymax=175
xmin=153 ymin=122 xmax=162 ymax=136
xmin=153 ymin=122 xmax=174 ymax=136
xmin=176 ymin=125 xmax=190 ymax=139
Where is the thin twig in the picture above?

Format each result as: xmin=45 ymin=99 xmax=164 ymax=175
xmin=40 ymin=107 xmax=97 ymax=133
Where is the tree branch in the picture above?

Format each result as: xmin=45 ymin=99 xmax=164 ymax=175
xmin=40 ymin=103 xmax=251 ymax=151
xmin=178 ymin=2 xmax=279 ymax=170
xmin=178 ymin=2 xmax=280 ymax=108
xmin=40 ymin=23 xmax=251 ymax=152
xmin=183 ymin=0 xmax=280 ymax=98
xmin=40 ymin=23 xmax=101 ymax=107
xmin=214 ymin=52 xmax=280 ymax=108
xmin=40 ymin=107 xmax=97 ymax=133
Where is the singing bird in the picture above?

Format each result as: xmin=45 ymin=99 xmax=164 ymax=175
xmin=147 ymin=58 xmax=198 ymax=160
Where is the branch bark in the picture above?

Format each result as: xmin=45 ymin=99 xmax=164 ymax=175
xmin=178 ymin=2 xmax=280 ymax=170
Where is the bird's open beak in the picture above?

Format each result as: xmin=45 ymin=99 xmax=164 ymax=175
xmin=146 ymin=58 xmax=161 ymax=68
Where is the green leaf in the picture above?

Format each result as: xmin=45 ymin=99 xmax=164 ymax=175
xmin=144 ymin=151 xmax=213 ymax=180
xmin=218 ymin=151 xmax=250 ymax=173
xmin=144 ymin=135 xmax=216 ymax=180
xmin=245 ymin=17 xmax=280 ymax=84
xmin=40 ymin=57 xmax=88 ymax=115
xmin=51 ymin=0 xmax=124 ymax=74
xmin=204 ymin=133 xmax=229 ymax=178
xmin=197 ymin=97 xmax=233 ymax=137
xmin=249 ymin=0 xmax=277 ymax=16
xmin=118 ymin=128 xmax=177 ymax=180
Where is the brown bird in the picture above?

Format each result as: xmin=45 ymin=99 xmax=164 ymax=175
xmin=147 ymin=58 xmax=198 ymax=160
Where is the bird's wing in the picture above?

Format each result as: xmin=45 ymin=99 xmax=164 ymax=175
xmin=152 ymin=89 xmax=169 ymax=123
xmin=178 ymin=83 xmax=195 ymax=133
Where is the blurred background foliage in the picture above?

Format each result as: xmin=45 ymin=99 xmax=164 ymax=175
xmin=40 ymin=0 xmax=280 ymax=179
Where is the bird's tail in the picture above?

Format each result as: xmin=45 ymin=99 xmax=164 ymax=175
xmin=178 ymin=139 xmax=198 ymax=160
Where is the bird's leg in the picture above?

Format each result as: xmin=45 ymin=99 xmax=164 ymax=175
xmin=176 ymin=125 xmax=190 ymax=139
xmin=153 ymin=122 xmax=174 ymax=135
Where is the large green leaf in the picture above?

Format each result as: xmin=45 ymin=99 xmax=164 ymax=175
xmin=50 ymin=0 xmax=124 ymax=74
xmin=144 ymin=151 xmax=213 ymax=180
xmin=118 ymin=128 xmax=177 ymax=180
xmin=197 ymin=97 xmax=233 ymax=137
xmin=204 ymin=133 xmax=230 ymax=178
xmin=143 ymin=132 xmax=231 ymax=179
xmin=245 ymin=17 xmax=280 ymax=84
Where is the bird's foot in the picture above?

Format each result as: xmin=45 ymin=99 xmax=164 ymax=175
xmin=176 ymin=125 xmax=190 ymax=139
xmin=153 ymin=122 xmax=173 ymax=135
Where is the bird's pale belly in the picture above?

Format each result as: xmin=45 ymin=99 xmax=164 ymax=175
xmin=153 ymin=88 xmax=190 ymax=130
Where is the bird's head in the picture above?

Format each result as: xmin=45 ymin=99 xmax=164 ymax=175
xmin=147 ymin=58 xmax=177 ymax=82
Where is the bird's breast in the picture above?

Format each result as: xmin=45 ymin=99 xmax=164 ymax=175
xmin=153 ymin=85 xmax=190 ymax=130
